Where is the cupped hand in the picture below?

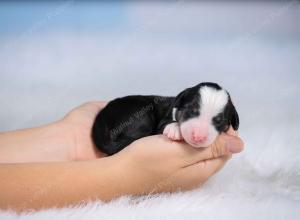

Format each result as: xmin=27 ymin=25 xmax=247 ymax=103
xmin=61 ymin=101 xmax=243 ymax=195
xmin=111 ymin=127 xmax=244 ymax=195
xmin=61 ymin=101 xmax=107 ymax=160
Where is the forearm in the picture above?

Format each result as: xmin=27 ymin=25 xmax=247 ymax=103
xmin=0 ymin=121 xmax=74 ymax=163
xmin=0 ymin=157 xmax=125 ymax=211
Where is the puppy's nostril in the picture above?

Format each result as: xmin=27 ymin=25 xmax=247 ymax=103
xmin=191 ymin=133 xmax=207 ymax=143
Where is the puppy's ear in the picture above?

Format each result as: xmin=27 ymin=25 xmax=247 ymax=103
xmin=229 ymin=99 xmax=239 ymax=130
xmin=173 ymin=88 xmax=192 ymax=108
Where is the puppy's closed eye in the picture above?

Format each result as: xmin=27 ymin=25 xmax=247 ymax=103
xmin=214 ymin=115 xmax=225 ymax=125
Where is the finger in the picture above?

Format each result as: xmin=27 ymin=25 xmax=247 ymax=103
xmin=84 ymin=101 xmax=108 ymax=110
xmin=75 ymin=101 xmax=107 ymax=113
xmin=162 ymin=155 xmax=231 ymax=192
xmin=226 ymin=126 xmax=238 ymax=136
xmin=184 ymin=155 xmax=231 ymax=181
xmin=89 ymin=101 xmax=108 ymax=108
xmin=80 ymin=101 xmax=108 ymax=116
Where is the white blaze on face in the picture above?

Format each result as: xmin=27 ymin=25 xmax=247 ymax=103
xmin=180 ymin=86 xmax=228 ymax=148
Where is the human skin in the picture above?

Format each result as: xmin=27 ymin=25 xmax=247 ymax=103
xmin=0 ymin=102 xmax=244 ymax=211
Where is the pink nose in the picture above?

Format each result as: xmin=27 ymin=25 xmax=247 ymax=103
xmin=191 ymin=131 xmax=207 ymax=143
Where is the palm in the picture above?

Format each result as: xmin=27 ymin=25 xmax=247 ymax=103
xmin=63 ymin=101 xmax=107 ymax=160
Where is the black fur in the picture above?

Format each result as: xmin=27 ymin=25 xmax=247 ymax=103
xmin=212 ymin=96 xmax=239 ymax=133
xmin=92 ymin=83 xmax=239 ymax=155
xmin=92 ymin=95 xmax=175 ymax=155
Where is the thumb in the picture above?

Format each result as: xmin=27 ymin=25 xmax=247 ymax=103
xmin=212 ymin=134 xmax=244 ymax=156
xmin=188 ymin=134 xmax=244 ymax=165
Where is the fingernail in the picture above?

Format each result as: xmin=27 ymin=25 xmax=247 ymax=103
xmin=226 ymin=137 xmax=242 ymax=153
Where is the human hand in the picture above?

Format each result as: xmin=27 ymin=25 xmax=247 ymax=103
xmin=111 ymin=127 xmax=243 ymax=195
xmin=61 ymin=101 xmax=107 ymax=160
xmin=0 ymin=101 xmax=108 ymax=163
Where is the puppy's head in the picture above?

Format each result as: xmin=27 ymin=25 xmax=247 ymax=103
xmin=173 ymin=82 xmax=239 ymax=148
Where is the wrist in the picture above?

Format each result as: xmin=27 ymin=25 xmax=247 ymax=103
xmin=0 ymin=121 xmax=75 ymax=163
xmin=91 ymin=155 xmax=134 ymax=200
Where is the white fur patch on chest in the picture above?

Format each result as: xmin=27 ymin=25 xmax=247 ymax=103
xmin=199 ymin=86 xmax=228 ymax=118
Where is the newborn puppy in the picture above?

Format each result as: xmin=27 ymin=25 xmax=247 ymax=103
xmin=92 ymin=82 xmax=239 ymax=155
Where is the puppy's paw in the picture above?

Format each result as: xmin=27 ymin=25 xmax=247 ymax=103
xmin=163 ymin=122 xmax=183 ymax=141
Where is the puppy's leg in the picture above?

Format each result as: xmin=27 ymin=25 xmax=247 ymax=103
xmin=163 ymin=122 xmax=183 ymax=140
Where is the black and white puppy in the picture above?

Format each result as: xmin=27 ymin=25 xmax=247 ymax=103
xmin=92 ymin=82 xmax=239 ymax=155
